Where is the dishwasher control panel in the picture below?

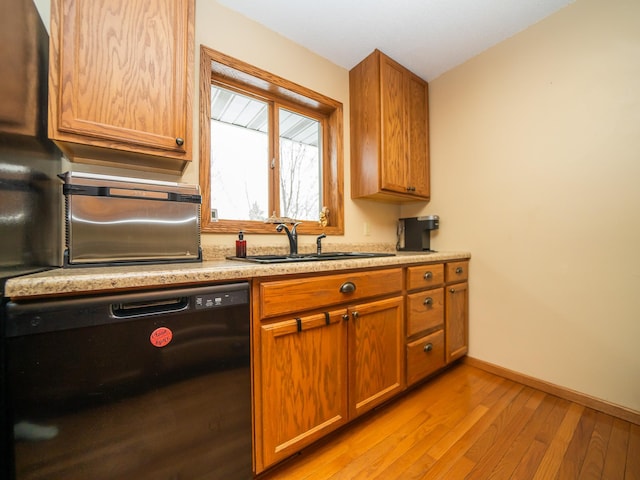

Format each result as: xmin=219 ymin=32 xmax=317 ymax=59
xmin=194 ymin=287 xmax=249 ymax=309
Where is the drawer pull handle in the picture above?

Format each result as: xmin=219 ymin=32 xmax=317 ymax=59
xmin=175 ymin=137 xmax=184 ymax=146
xmin=339 ymin=282 xmax=356 ymax=294
xmin=352 ymin=311 xmax=360 ymax=320
xmin=423 ymin=297 xmax=433 ymax=306
xmin=456 ymin=267 xmax=464 ymax=274
xmin=423 ymin=343 xmax=433 ymax=353
xmin=423 ymin=271 xmax=433 ymax=280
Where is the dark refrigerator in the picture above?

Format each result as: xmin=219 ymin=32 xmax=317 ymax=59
xmin=0 ymin=0 xmax=63 ymax=277
xmin=1 ymin=0 xmax=64 ymax=477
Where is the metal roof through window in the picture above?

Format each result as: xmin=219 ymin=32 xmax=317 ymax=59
xmin=210 ymin=85 xmax=319 ymax=147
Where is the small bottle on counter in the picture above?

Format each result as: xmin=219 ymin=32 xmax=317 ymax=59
xmin=236 ymin=231 xmax=247 ymax=258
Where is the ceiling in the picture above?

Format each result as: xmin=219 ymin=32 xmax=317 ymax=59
xmin=216 ymin=0 xmax=575 ymax=82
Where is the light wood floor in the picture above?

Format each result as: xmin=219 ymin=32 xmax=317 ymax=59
xmin=258 ymin=363 xmax=640 ymax=480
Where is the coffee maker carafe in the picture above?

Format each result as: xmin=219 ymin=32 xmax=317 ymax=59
xmin=397 ymin=215 xmax=439 ymax=251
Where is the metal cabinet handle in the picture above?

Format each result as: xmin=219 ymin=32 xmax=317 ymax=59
xmin=423 ymin=271 xmax=432 ymax=280
xmin=423 ymin=343 xmax=433 ymax=353
xmin=339 ymin=282 xmax=356 ymax=294
xmin=352 ymin=311 xmax=360 ymax=320
xmin=450 ymin=288 xmax=456 ymax=294
xmin=423 ymin=297 xmax=433 ymax=306
xmin=175 ymin=137 xmax=185 ymax=146
xmin=342 ymin=314 xmax=350 ymax=322
xmin=456 ymin=267 xmax=463 ymax=274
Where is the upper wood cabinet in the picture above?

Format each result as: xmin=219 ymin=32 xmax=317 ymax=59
xmin=350 ymin=49 xmax=430 ymax=202
xmin=48 ymin=0 xmax=195 ymax=173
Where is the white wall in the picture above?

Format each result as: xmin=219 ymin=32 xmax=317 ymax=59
xmin=403 ymin=0 xmax=640 ymax=411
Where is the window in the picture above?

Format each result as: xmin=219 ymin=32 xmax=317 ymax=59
xmin=209 ymin=86 xmax=322 ymax=222
xmin=200 ymin=47 xmax=344 ymax=235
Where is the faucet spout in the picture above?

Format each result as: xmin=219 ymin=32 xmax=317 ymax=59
xmin=276 ymin=222 xmax=301 ymax=255
xmin=316 ymin=233 xmax=326 ymax=255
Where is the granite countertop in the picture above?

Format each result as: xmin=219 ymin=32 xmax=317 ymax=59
xmin=4 ymin=251 xmax=471 ymax=300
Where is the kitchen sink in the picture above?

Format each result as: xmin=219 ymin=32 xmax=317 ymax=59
xmin=227 ymin=252 xmax=395 ymax=264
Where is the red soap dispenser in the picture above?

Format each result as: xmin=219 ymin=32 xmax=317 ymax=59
xmin=236 ymin=231 xmax=247 ymax=258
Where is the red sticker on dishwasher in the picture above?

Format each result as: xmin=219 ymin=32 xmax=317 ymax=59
xmin=150 ymin=327 xmax=173 ymax=348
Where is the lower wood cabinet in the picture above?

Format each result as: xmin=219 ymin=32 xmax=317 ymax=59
xmin=253 ymin=260 xmax=469 ymax=473
xmin=254 ymin=268 xmax=404 ymax=473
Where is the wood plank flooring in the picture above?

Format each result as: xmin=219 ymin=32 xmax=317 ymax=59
xmin=257 ymin=363 xmax=640 ymax=480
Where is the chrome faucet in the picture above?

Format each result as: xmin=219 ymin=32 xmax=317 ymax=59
xmin=276 ymin=222 xmax=301 ymax=256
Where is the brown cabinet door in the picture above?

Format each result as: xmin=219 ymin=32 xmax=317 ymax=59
xmin=446 ymin=281 xmax=469 ymax=363
xmin=258 ymin=310 xmax=348 ymax=469
xmin=348 ymin=296 xmax=405 ymax=418
xmin=407 ymin=73 xmax=430 ymax=198
xmin=49 ymin=0 xmax=194 ymax=165
xmin=380 ymin=56 xmax=409 ymax=194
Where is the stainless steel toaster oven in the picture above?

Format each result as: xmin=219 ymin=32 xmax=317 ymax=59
xmin=61 ymin=172 xmax=201 ymax=267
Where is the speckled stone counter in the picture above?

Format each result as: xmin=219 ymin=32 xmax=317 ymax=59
xmin=4 ymin=251 xmax=471 ymax=300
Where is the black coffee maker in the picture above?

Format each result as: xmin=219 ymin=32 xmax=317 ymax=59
xmin=397 ymin=215 xmax=439 ymax=251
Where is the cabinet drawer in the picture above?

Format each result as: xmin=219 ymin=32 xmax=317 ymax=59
xmin=259 ymin=268 xmax=403 ymax=319
xmin=446 ymin=261 xmax=469 ymax=283
xmin=407 ymin=264 xmax=444 ymax=290
xmin=406 ymin=288 xmax=444 ymax=337
xmin=406 ymin=330 xmax=445 ymax=385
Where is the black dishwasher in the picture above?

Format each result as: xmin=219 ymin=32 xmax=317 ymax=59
xmin=2 ymin=283 xmax=251 ymax=480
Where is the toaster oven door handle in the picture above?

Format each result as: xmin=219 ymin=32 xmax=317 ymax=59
xmin=64 ymin=184 xmax=200 ymax=203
